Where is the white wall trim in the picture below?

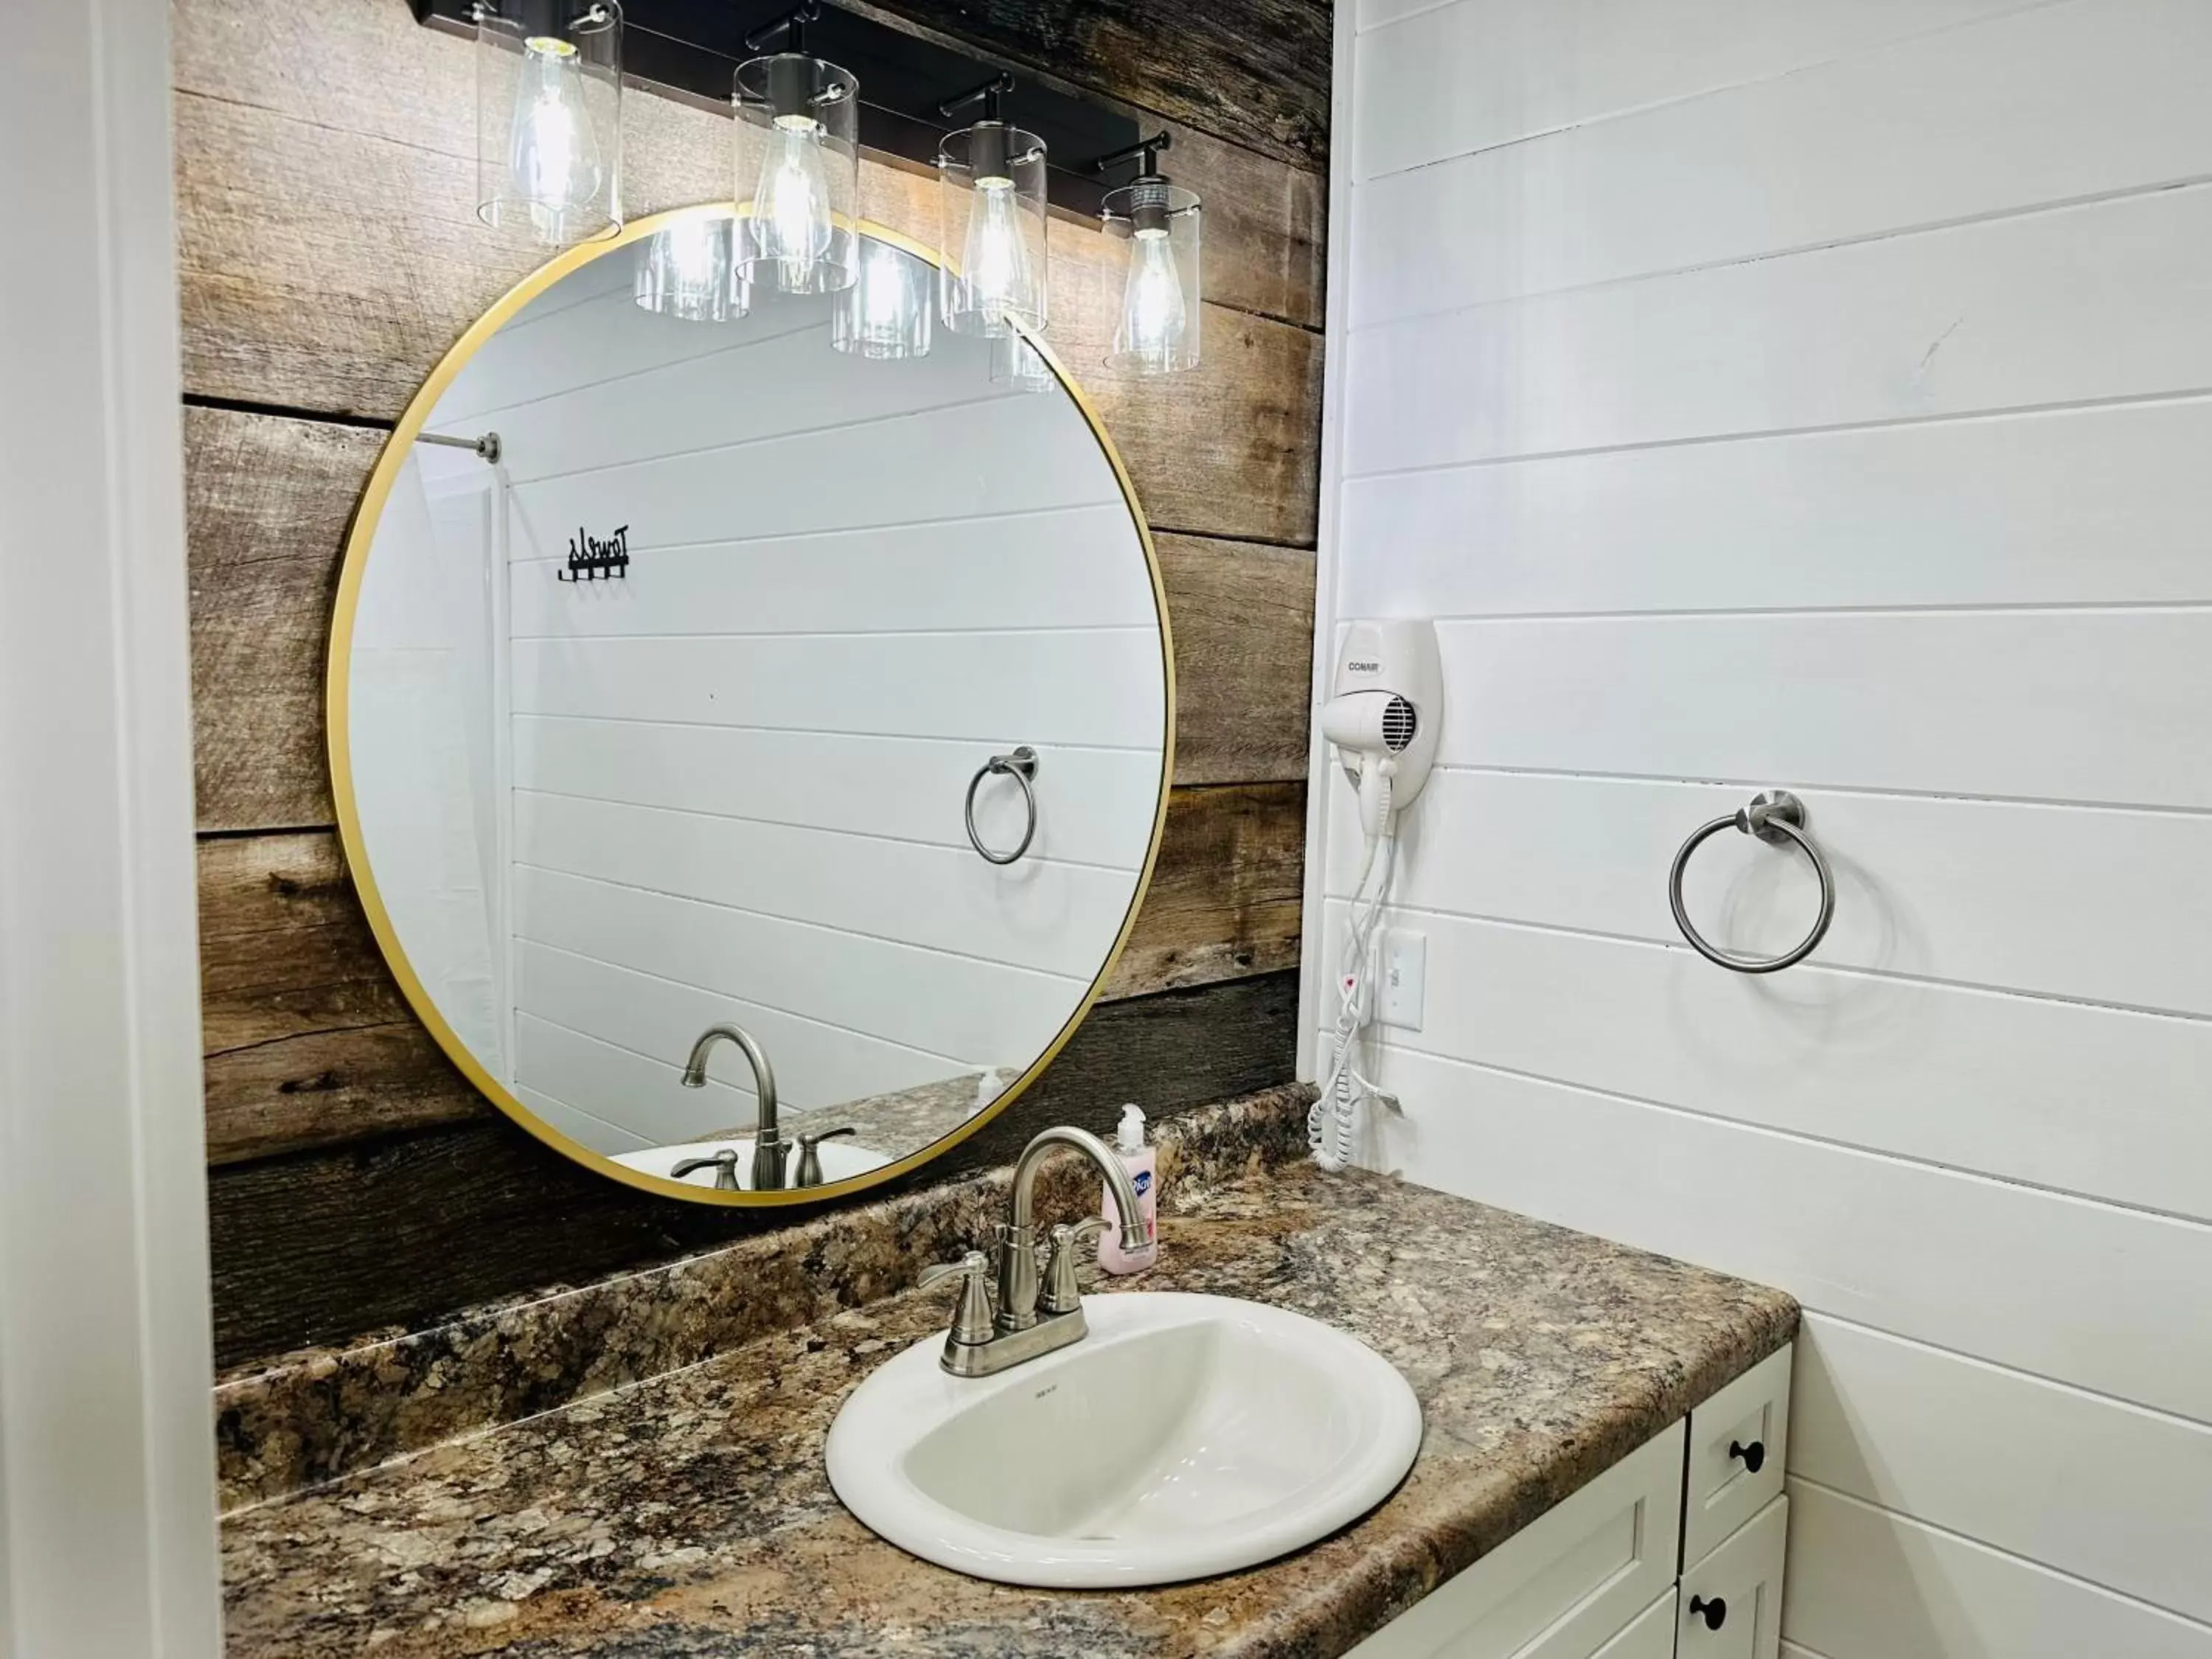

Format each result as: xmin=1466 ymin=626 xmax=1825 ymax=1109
xmin=1295 ymin=0 xmax=1364 ymax=1082
xmin=0 ymin=0 xmax=225 ymax=1652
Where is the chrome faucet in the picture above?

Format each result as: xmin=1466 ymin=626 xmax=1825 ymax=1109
xmin=679 ymin=1023 xmax=787 ymax=1191
xmin=917 ymin=1124 xmax=1149 ymax=1378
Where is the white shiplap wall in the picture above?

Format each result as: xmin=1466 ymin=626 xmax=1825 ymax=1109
xmin=414 ymin=254 xmax=1164 ymax=1153
xmin=1306 ymin=3 xmax=2212 ymax=1655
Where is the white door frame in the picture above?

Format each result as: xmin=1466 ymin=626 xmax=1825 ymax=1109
xmin=0 ymin=0 xmax=226 ymax=1651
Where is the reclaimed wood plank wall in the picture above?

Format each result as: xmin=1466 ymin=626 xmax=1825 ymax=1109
xmin=174 ymin=0 xmax=1326 ymax=1366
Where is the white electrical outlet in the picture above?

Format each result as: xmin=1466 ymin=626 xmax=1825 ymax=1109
xmin=1373 ymin=927 xmax=1426 ymax=1030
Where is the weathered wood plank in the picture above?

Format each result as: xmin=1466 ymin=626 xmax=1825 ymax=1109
xmin=1158 ymin=533 xmax=1315 ymax=786
xmin=198 ymin=831 xmax=492 ymax=1164
xmin=206 ymin=969 xmax=1297 ymax=1365
xmin=184 ymin=408 xmax=1315 ymax=830
xmin=200 ymin=779 xmax=1305 ymax=1163
xmin=843 ymin=0 xmax=1331 ymax=173
xmin=185 ymin=406 xmax=383 ymax=832
xmin=1106 ymin=782 xmax=1306 ymax=998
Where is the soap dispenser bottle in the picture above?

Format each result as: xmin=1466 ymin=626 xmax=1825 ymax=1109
xmin=1098 ymin=1104 xmax=1158 ymax=1274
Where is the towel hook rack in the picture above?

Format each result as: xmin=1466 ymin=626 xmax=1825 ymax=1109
xmin=1668 ymin=790 xmax=1834 ymax=973
xmin=964 ymin=747 xmax=1040 ymax=865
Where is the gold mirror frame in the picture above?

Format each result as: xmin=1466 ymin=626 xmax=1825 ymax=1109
xmin=327 ymin=204 xmax=1175 ymax=1206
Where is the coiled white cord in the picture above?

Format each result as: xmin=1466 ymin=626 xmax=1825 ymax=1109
xmin=1310 ymin=765 xmax=1397 ymax=1172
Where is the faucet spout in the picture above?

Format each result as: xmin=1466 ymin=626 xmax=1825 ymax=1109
xmin=1010 ymin=1124 xmax=1147 ymax=1251
xmin=914 ymin=1121 xmax=1155 ymax=1377
xmin=679 ymin=1023 xmax=785 ymax=1190
xmin=997 ymin=1124 xmax=1147 ymax=1333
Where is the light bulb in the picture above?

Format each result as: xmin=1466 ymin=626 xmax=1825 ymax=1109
xmin=636 ymin=218 xmax=737 ymax=322
xmin=508 ymin=35 xmax=602 ymax=239
xmin=834 ymin=238 xmax=929 ymax=358
xmin=961 ymin=176 xmax=1034 ymax=331
xmin=753 ymin=114 xmax=832 ymax=290
xmin=1117 ymin=227 xmax=1187 ymax=371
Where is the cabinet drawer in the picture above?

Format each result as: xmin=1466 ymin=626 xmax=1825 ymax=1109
xmin=1593 ymin=1590 xmax=1677 ymax=1659
xmin=1684 ymin=1344 xmax=1791 ymax=1568
xmin=1679 ymin=1493 xmax=1787 ymax=1659
xmin=1346 ymin=1423 xmax=1683 ymax=1659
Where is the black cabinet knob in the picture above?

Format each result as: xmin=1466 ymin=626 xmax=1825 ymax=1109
xmin=1728 ymin=1437 xmax=1766 ymax=1473
xmin=1688 ymin=1594 xmax=1728 ymax=1631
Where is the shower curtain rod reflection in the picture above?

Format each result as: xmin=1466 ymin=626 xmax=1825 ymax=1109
xmin=415 ymin=430 xmax=502 ymax=464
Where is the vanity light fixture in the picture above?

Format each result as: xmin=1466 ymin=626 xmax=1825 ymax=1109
xmin=471 ymin=0 xmax=623 ymax=246
xmin=1097 ymin=133 xmax=1202 ymax=374
xmin=634 ymin=214 xmax=747 ymax=323
xmin=833 ymin=236 xmax=933 ymax=359
xmin=937 ymin=74 xmax=1049 ymax=338
xmin=733 ymin=1 xmax=860 ymax=296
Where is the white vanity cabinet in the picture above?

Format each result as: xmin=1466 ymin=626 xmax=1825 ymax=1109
xmin=1347 ymin=1344 xmax=1793 ymax=1659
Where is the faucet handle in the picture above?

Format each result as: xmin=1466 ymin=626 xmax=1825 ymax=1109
xmin=918 ymin=1250 xmax=996 ymax=1346
xmin=669 ymin=1148 xmax=742 ymax=1191
xmin=1040 ymin=1217 xmax=1110 ymax=1315
xmin=793 ymin=1125 xmax=858 ymax=1186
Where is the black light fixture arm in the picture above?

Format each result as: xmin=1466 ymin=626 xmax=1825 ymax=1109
xmin=743 ymin=0 xmax=820 ymax=55
xmin=939 ymin=71 xmax=1015 ymax=123
xmin=1093 ymin=130 xmax=1172 ymax=183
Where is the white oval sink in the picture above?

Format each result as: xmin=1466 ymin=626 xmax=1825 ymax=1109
xmin=826 ymin=1291 xmax=1422 ymax=1587
xmin=609 ymin=1137 xmax=890 ymax=1189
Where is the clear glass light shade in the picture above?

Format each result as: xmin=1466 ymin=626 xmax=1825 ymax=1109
xmin=1102 ymin=182 xmax=1201 ymax=373
xmin=733 ymin=54 xmax=860 ymax=295
xmin=633 ymin=215 xmax=745 ymax=322
xmin=990 ymin=330 xmax=1057 ymax=394
xmin=832 ymin=237 xmax=933 ymax=359
xmin=938 ymin=124 xmax=1049 ymax=337
xmin=474 ymin=0 xmax=623 ymax=246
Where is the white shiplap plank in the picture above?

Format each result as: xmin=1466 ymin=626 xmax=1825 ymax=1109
xmin=509 ymin=389 xmax=1122 ymax=549
xmin=514 ymin=945 xmax=969 ymax=1125
xmin=1350 ymin=1042 xmax=2212 ymax=1424
xmin=513 ymin=866 xmax=1085 ymax=1071
xmin=509 ymin=1082 xmax=655 ymax=1157
xmin=511 ymin=628 xmax=1166 ymax=751
xmin=1410 ymin=612 xmax=2212 ymax=810
xmin=515 ymin=792 xmax=1135 ymax=981
xmin=1336 ymin=397 xmax=2212 ymax=618
xmin=1790 ymin=1315 xmax=2212 ymax=1624
xmin=1351 ymin=0 xmax=2042 ymax=167
xmin=513 ymin=717 xmax=1160 ymax=872
xmin=1343 ymin=184 xmax=2212 ymax=475
xmin=1324 ymin=771 xmax=2212 ymax=1015
xmin=484 ymin=321 xmax=1026 ymax=485
xmin=507 ymin=507 xmax=1154 ymax=637
xmin=435 ymin=285 xmax=819 ymax=425
xmin=1781 ymin=1480 xmax=2212 ymax=1659
xmin=1317 ymin=901 xmax=2212 ymax=1222
xmin=1352 ymin=0 xmax=2212 ymax=321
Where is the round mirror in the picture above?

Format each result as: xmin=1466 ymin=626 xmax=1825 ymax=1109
xmin=331 ymin=209 xmax=1171 ymax=1205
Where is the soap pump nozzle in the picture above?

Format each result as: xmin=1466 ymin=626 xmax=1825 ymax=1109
xmin=1116 ymin=1102 xmax=1147 ymax=1153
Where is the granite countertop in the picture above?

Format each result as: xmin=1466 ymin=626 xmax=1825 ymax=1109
xmin=220 ymin=1118 xmax=1796 ymax=1658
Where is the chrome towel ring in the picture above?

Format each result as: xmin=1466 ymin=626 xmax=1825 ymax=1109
xmin=1668 ymin=790 xmax=1834 ymax=974
xmin=964 ymin=746 xmax=1040 ymax=865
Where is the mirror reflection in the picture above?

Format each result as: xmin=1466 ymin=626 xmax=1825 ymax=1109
xmin=336 ymin=215 xmax=1169 ymax=1200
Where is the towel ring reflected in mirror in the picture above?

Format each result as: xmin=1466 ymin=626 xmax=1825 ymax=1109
xmin=1668 ymin=790 xmax=1835 ymax=974
xmin=965 ymin=747 xmax=1040 ymax=865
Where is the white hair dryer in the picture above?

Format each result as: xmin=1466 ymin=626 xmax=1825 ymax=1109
xmin=1319 ymin=619 xmax=1441 ymax=842
xmin=1312 ymin=619 xmax=1441 ymax=1173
